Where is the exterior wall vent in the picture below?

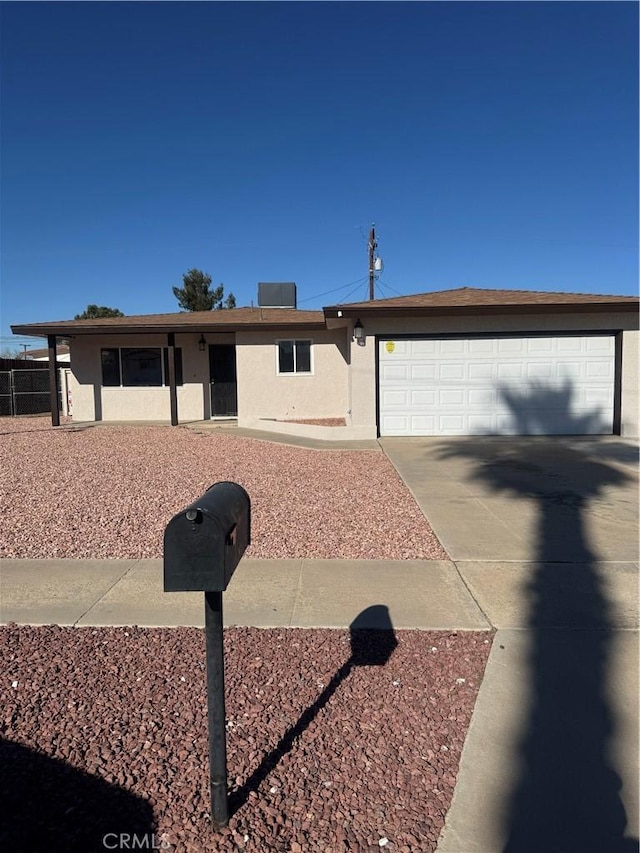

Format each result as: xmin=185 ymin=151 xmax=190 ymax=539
xmin=257 ymin=282 xmax=297 ymax=308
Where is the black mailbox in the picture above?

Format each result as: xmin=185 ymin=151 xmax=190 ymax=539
xmin=164 ymin=481 xmax=250 ymax=592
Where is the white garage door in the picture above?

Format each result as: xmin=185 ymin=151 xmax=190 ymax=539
xmin=378 ymin=335 xmax=615 ymax=436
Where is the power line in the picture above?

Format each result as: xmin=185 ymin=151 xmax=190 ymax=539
xmin=338 ymin=279 xmax=370 ymax=304
xmin=297 ymin=276 xmax=369 ymax=305
xmin=376 ymin=278 xmax=405 ymax=298
xmin=375 ymin=279 xmax=394 ymax=299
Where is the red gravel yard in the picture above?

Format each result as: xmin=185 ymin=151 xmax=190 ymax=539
xmin=1 ymin=624 xmax=492 ymax=852
xmin=0 ymin=418 xmax=446 ymax=561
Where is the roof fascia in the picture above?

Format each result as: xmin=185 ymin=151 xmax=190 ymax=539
xmin=323 ymin=302 xmax=639 ymax=319
xmin=11 ymin=321 xmax=328 ymax=337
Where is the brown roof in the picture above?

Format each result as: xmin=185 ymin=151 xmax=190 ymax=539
xmin=11 ymin=307 xmax=325 ymax=337
xmin=24 ymin=344 xmax=70 ymax=359
xmin=325 ymin=287 xmax=639 ymax=316
xmin=11 ymin=287 xmax=639 ymax=337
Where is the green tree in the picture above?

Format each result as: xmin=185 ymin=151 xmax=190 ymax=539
xmin=172 ymin=268 xmax=236 ymax=311
xmin=75 ymin=304 xmax=124 ymax=319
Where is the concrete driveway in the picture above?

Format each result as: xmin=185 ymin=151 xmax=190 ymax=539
xmin=380 ymin=435 xmax=639 ymax=564
xmin=381 ymin=435 xmax=639 ymax=631
xmin=381 ymin=435 xmax=640 ymax=853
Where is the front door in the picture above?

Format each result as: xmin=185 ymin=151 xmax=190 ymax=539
xmin=209 ymin=344 xmax=238 ymax=417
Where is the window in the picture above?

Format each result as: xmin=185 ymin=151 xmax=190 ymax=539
xmin=277 ymin=340 xmax=312 ymax=374
xmin=122 ymin=348 xmax=162 ymax=386
xmin=101 ymin=348 xmax=183 ymax=387
xmin=101 ymin=349 xmax=121 ymax=387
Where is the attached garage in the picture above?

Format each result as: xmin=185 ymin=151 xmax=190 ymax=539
xmin=13 ymin=286 xmax=639 ymax=439
xmin=378 ymin=333 xmax=618 ymax=436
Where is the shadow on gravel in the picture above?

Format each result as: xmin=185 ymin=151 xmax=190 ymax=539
xmin=228 ymin=605 xmax=397 ymax=817
xmin=436 ymin=380 xmax=638 ymax=853
xmin=0 ymin=737 xmax=156 ymax=853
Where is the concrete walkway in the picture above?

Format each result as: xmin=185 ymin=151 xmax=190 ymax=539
xmin=0 ymin=557 xmax=488 ymax=630
xmin=64 ymin=419 xmax=381 ymax=451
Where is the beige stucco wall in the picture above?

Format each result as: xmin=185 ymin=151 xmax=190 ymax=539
xmin=65 ymin=313 xmax=638 ymax=438
xmin=347 ymin=312 xmax=640 ymax=437
xmin=236 ymin=329 xmax=349 ymax=425
xmin=69 ymin=333 xmax=213 ymax=422
xmin=621 ymin=328 xmax=639 ymax=437
xmin=68 ymin=329 xmax=350 ymax=426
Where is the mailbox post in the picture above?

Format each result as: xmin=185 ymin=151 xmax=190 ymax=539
xmin=204 ymin=589 xmax=228 ymax=825
xmin=164 ymin=481 xmax=251 ymax=828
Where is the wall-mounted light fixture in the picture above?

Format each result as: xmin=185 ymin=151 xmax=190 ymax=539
xmin=198 ymin=335 xmax=206 ymax=352
xmin=353 ymin=319 xmax=365 ymax=345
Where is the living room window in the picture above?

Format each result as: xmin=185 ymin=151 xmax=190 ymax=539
xmin=277 ymin=339 xmax=312 ymax=374
xmin=101 ymin=348 xmax=183 ymax=387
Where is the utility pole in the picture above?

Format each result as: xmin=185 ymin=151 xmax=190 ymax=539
xmin=368 ymin=224 xmax=377 ymax=301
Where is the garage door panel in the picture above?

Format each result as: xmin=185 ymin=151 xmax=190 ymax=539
xmin=381 ymin=389 xmax=408 ymax=408
xmin=469 ymin=362 xmax=495 ymax=380
xmin=527 ymin=362 xmax=554 ymax=379
xmin=411 ymin=363 xmax=437 ymax=380
xmin=411 ymin=415 xmax=437 ymax=432
xmin=380 ymin=363 xmax=408 ymax=381
xmin=557 ymin=360 xmax=584 ymax=381
xmin=411 ymin=340 xmax=438 ymax=356
xmin=379 ymin=335 xmax=615 ymax=436
xmin=440 ymin=415 xmax=466 ymax=432
xmin=468 ymin=339 xmax=494 ymax=354
xmin=528 ymin=338 xmax=555 ymax=353
xmin=469 ymin=388 xmax=495 ymax=406
xmin=440 ymin=389 xmax=465 ymax=406
xmin=556 ymin=337 xmax=582 ymax=353
xmin=382 ymin=414 xmax=410 ymax=432
xmin=586 ymin=361 xmax=614 ymax=379
xmin=387 ymin=340 xmax=410 ymax=356
xmin=411 ymin=389 xmax=437 ymax=406
xmin=440 ymin=340 xmax=465 ymax=354
xmin=497 ymin=363 xmax=525 ymax=380
xmin=440 ymin=363 xmax=465 ymax=380
xmin=498 ymin=339 xmax=525 ymax=354
xmin=584 ymin=387 xmax=614 ymax=405
xmin=586 ymin=337 xmax=615 ymax=353
xmin=469 ymin=414 xmax=497 ymax=432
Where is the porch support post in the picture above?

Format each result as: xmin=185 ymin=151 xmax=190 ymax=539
xmin=47 ymin=334 xmax=60 ymax=427
xmin=168 ymin=332 xmax=178 ymax=426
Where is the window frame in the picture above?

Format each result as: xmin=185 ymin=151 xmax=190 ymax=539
xmin=276 ymin=338 xmax=313 ymax=375
xmin=100 ymin=347 xmax=184 ymax=387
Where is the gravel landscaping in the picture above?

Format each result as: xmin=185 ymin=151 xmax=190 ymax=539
xmin=0 ymin=417 xmax=447 ymax=561
xmin=1 ymin=624 xmax=492 ymax=852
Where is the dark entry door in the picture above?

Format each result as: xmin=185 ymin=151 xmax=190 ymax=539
xmin=209 ymin=345 xmax=237 ymax=417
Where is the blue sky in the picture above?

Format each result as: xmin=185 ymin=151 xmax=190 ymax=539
xmin=1 ymin=1 xmax=638 ymax=348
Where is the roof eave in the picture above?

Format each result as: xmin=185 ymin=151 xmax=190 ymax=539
xmin=11 ymin=321 xmax=328 ymax=337
xmin=323 ymin=302 xmax=639 ymax=319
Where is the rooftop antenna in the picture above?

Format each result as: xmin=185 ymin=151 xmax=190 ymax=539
xmin=368 ymin=224 xmax=383 ymax=300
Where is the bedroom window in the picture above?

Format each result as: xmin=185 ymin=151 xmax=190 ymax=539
xmin=277 ymin=340 xmax=312 ymax=374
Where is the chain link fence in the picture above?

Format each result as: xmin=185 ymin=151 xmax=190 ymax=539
xmin=0 ymin=372 xmax=11 ymax=416
xmin=0 ymin=369 xmax=62 ymax=416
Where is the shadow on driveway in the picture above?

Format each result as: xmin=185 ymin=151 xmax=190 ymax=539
xmin=434 ymin=382 xmax=638 ymax=852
